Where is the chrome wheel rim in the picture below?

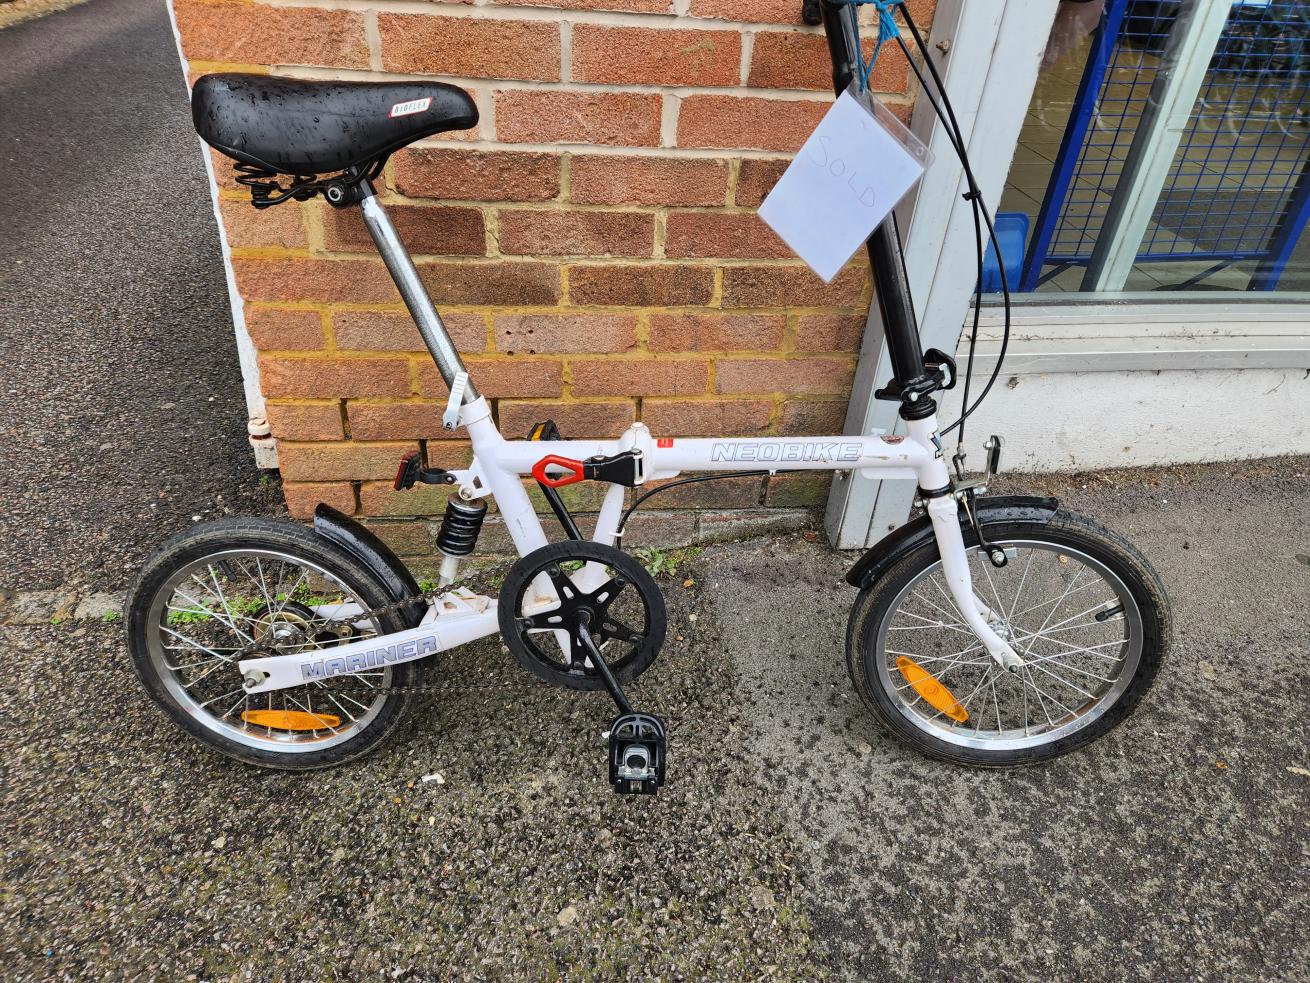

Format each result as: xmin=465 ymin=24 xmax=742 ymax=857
xmin=873 ymin=540 xmax=1143 ymax=751
xmin=144 ymin=549 xmax=391 ymax=753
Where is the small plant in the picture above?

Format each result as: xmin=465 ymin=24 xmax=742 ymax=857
xmin=102 ymin=610 xmax=122 ymax=624
xmin=635 ymin=546 xmax=703 ymax=579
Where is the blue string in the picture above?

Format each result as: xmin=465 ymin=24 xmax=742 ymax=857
xmin=832 ymin=0 xmax=905 ymax=92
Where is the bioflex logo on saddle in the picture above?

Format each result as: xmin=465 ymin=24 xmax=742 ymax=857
xmin=389 ymin=97 xmax=432 ymax=119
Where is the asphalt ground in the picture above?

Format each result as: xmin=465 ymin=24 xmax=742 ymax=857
xmin=4 ymin=458 xmax=1309 ymax=981
xmin=2 ymin=0 xmax=1308 ymax=979
xmin=0 ymin=0 xmax=279 ymax=595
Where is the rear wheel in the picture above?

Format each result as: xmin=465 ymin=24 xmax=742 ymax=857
xmin=847 ymin=510 xmax=1170 ymax=766
xmin=126 ymin=519 xmax=421 ymax=770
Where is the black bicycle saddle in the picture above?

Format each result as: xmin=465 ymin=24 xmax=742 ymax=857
xmin=191 ymin=73 xmax=478 ymax=176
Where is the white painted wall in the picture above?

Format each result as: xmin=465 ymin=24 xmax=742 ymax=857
xmin=936 ymin=367 xmax=1310 ymax=477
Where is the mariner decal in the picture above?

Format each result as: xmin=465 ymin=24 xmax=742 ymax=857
xmin=710 ymin=441 xmax=863 ymax=463
xmin=301 ymin=633 xmax=440 ymax=681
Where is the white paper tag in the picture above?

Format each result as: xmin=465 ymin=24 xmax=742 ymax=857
xmin=758 ymin=89 xmax=928 ymax=283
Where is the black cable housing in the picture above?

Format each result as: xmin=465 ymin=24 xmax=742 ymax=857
xmin=894 ymin=4 xmax=1013 ymax=460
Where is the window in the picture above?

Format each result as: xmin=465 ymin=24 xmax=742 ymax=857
xmin=993 ymin=0 xmax=1310 ymax=297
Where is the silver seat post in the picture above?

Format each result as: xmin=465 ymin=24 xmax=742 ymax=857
xmin=357 ymin=179 xmax=479 ymax=401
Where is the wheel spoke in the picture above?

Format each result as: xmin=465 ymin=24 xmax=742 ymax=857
xmin=1007 ymin=549 xmax=1036 ymax=623
xmin=146 ymin=547 xmax=393 ymax=754
xmin=875 ymin=537 xmax=1145 ymax=748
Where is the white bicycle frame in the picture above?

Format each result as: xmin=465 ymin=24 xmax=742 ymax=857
xmin=239 ymin=191 xmax=1023 ymax=694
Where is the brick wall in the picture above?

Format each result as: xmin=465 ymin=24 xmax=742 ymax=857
xmin=173 ymin=0 xmax=933 ymax=560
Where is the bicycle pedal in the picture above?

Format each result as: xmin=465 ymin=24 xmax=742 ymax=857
xmin=607 ymin=712 xmax=667 ymax=795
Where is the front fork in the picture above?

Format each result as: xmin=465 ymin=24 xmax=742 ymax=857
xmin=906 ymin=418 xmax=1025 ymax=673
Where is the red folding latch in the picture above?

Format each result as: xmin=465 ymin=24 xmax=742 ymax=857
xmin=531 ymin=454 xmax=586 ymax=488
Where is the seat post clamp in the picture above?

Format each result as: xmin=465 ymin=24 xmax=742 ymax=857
xmin=443 ymin=371 xmax=469 ymax=431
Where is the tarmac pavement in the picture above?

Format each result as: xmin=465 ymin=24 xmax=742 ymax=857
xmin=1 ymin=0 xmax=1307 ymax=979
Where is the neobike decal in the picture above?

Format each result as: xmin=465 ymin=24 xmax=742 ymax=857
xmin=389 ymin=97 xmax=432 ymax=119
xmin=657 ymin=438 xmax=674 ymax=448
xmin=301 ymin=632 xmax=440 ymax=681
xmin=710 ymin=441 xmax=862 ymax=464
xmin=880 ymin=435 xmax=906 ymax=444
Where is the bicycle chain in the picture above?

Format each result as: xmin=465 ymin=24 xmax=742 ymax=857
xmin=233 ymin=581 xmax=531 ymax=698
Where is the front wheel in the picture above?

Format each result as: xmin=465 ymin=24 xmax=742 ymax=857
xmin=847 ymin=509 xmax=1170 ymax=767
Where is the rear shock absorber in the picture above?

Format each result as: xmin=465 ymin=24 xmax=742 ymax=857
xmin=435 ymin=497 xmax=487 ymax=586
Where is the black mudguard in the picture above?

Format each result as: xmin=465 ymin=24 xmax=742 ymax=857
xmin=844 ymin=495 xmax=1061 ymax=589
xmin=312 ymin=505 xmax=425 ymax=626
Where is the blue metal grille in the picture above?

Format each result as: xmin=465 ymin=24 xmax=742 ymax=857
xmin=1020 ymin=0 xmax=1310 ymax=291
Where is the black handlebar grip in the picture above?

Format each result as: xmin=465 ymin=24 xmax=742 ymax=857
xmin=801 ymin=0 xmax=822 ymax=26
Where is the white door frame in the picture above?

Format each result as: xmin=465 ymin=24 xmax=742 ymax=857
xmin=825 ymin=0 xmax=1060 ymax=549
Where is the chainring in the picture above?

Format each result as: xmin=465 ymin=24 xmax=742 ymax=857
xmin=497 ymin=541 xmax=667 ymax=691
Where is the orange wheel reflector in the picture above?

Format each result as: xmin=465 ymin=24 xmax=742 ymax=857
xmin=896 ymin=656 xmax=969 ymax=723
xmin=241 ymin=709 xmax=342 ymax=731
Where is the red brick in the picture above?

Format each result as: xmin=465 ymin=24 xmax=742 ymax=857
xmin=423 ymin=441 xmax=476 ymax=470
xmin=277 ymin=441 xmax=418 ymax=482
xmin=570 ymin=156 xmax=729 ymax=207
xmin=235 ymin=258 xmax=398 ymax=304
xmin=648 ymin=313 xmax=784 ymax=352
xmin=496 ymin=314 xmax=638 ymax=354
xmin=795 ymin=313 xmax=865 ymax=352
xmin=332 ymin=310 xmax=486 ymax=353
xmin=763 ymin=471 xmax=832 ymax=507
xmin=716 ymin=357 xmax=854 ymax=395
xmin=394 ymin=148 xmax=560 ymax=202
xmin=523 ymin=480 xmax=612 ymax=515
xmin=244 ymin=308 xmax=326 ymax=351
xmin=175 ymin=1 xmax=368 ymax=69
xmin=283 ymin=481 xmax=356 ymax=519
xmin=688 ymin=0 xmax=935 ymax=25
xmin=678 ymin=95 xmax=828 ymax=152
xmin=418 ymin=261 xmax=560 ymax=306
xmin=210 ymin=151 xmax=241 ymax=191
xmin=220 ymin=200 xmax=307 ymax=249
xmin=664 ymin=211 xmax=790 ymax=259
xmin=321 ymin=204 xmax=486 ymax=257
xmin=572 ymin=26 xmax=740 ymax=86
xmin=641 ymin=399 xmax=773 ymax=436
xmin=419 ymin=359 xmax=563 ymax=399
xmin=258 ymin=356 xmax=412 ymax=398
xmin=749 ymin=31 xmax=908 ymax=93
xmin=497 ymin=209 xmax=653 ymax=258
xmin=491 ymin=0 xmax=670 ymax=11
xmin=360 ymin=480 xmax=457 ymax=517
xmin=571 ymin=359 xmax=709 ymax=397
xmin=363 ymin=520 xmax=434 ymax=557
xmin=347 ymin=402 xmax=449 ymax=440
xmin=641 ymin=474 xmax=762 ymax=508
xmin=720 ymin=264 xmax=868 ymax=308
xmin=779 ymin=398 xmax=849 ymax=434
xmin=568 ymin=265 xmax=714 ymax=307
xmin=265 ymin=402 xmax=345 ymax=441
xmin=497 ymin=91 xmax=662 ymax=148
xmin=686 ymin=0 xmax=805 ymax=24
xmin=378 ymin=15 xmax=559 ymax=82
xmin=497 ymin=400 xmax=636 ymax=438
xmin=735 ymin=158 xmax=790 ymax=207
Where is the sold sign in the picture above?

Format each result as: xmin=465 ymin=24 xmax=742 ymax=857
xmin=759 ymin=87 xmax=928 ymax=283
